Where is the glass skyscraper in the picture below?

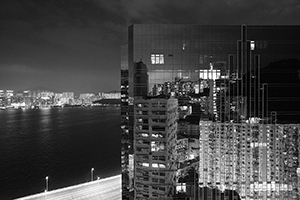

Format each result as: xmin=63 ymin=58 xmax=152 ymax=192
xmin=121 ymin=24 xmax=300 ymax=200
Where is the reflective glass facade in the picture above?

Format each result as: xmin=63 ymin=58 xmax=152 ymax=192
xmin=121 ymin=24 xmax=300 ymax=200
xmin=129 ymin=25 xmax=240 ymax=97
xmin=127 ymin=24 xmax=300 ymax=122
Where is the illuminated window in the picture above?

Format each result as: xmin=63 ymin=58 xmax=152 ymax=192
xmin=136 ymin=125 xmax=148 ymax=130
xmin=251 ymin=41 xmax=255 ymax=50
xmin=151 ymin=54 xmax=164 ymax=64
xmin=136 ymin=103 xmax=142 ymax=107
xmin=151 ymin=141 xmax=165 ymax=151
xmin=159 ymin=164 xmax=166 ymax=168
xmin=136 ymin=118 xmax=148 ymax=124
xmin=137 ymin=132 xmax=149 ymax=137
xmin=199 ymin=69 xmax=221 ymax=80
xmin=141 ymin=162 xmax=149 ymax=167
xmin=152 ymin=163 xmax=166 ymax=169
xmin=152 ymin=163 xmax=159 ymax=168
xmin=152 ymin=133 xmax=164 ymax=138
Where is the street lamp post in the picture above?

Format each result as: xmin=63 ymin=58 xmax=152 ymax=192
xmin=91 ymin=168 xmax=94 ymax=182
xmin=45 ymin=176 xmax=49 ymax=192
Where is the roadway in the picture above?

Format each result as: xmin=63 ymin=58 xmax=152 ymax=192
xmin=15 ymin=175 xmax=121 ymax=200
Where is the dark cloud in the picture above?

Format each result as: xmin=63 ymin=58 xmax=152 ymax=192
xmin=93 ymin=0 xmax=300 ymax=25
xmin=0 ymin=0 xmax=123 ymax=94
xmin=1 ymin=0 xmax=300 ymax=94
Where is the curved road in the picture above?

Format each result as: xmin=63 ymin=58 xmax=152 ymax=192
xmin=15 ymin=175 xmax=121 ymax=200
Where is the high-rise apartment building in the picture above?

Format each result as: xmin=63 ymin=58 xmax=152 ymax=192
xmin=133 ymin=97 xmax=177 ymax=199
xmin=199 ymin=121 xmax=300 ymax=200
xmin=61 ymin=92 xmax=74 ymax=104
xmin=5 ymin=90 xmax=14 ymax=106
xmin=99 ymin=92 xmax=121 ymax=99
xmin=79 ymin=93 xmax=96 ymax=104
xmin=121 ymin=24 xmax=300 ymax=200
xmin=0 ymin=90 xmax=5 ymax=107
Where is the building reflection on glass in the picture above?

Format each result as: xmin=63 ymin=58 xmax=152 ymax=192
xmin=121 ymin=24 xmax=300 ymax=200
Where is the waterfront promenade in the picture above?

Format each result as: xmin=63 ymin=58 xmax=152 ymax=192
xmin=15 ymin=175 xmax=121 ymax=200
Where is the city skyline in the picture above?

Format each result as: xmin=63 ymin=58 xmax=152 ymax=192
xmin=1 ymin=0 xmax=300 ymax=94
xmin=0 ymin=86 xmax=120 ymax=96
xmin=0 ymin=88 xmax=120 ymax=109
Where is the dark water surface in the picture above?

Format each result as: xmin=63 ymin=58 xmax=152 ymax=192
xmin=0 ymin=107 xmax=121 ymax=199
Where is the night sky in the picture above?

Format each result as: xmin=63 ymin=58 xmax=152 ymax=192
xmin=1 ymin=0 xmax=300 ymax=95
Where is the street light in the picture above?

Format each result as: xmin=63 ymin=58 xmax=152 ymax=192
xmin=45 ymin=176 xmax=49 ymax=192
xmin=91 ymin=168 xmax=94 ymax=181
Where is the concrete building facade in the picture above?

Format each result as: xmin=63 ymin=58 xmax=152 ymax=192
xmin=133 ymin=97 xmax=178 ymax=200
xmin=199 ymin=121 xmax=300 ymax=200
